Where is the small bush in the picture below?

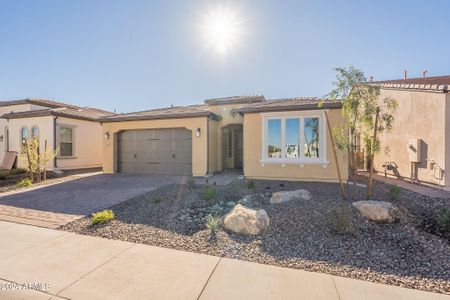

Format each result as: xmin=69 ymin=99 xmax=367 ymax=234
xmin=389 ymin=185 xmax=401 ymax=201
xmin=152 ymin=196 xmax=164 ymax=204
xmin=246 ymin=180 xmax=254 ymax=189
xmin=329 ymin=207 xmax=355 ymax=235
xmin=201 ymin=186 xmax=217 ymax=201
xmin=0 ymin=175 xmax=7 ymax=180
xmin=438 ymin=208 xmax=450 ymax=232
xmin=16 ymin=178 xmax=32 ymax=188
xmin=91 ymin=209 xmax=115 ymax=225
xmin=187 ymin=178 xmax=196 ymax=190
xmin=205 ymin=214 xmax=221 ymax=235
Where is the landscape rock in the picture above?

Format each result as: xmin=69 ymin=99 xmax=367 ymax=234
xmin=270 ymin=189 xmax=312 ymax=204
xmin=352 ymin=200 xmax=398 ymax=223
xmin=223 ymin=204 xmax=270 ymax=235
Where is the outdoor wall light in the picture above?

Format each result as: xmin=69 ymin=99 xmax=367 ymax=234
xmin=0 ymin=135 xmax=3 ymax=142
xmin=196 ymin=128 xmax=201 ymax=137
xmin=104 ymin=131 xmax=110 ymax=140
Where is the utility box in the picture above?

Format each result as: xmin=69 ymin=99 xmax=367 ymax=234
xmin=407 ymin=139 xmax=421 ymax=162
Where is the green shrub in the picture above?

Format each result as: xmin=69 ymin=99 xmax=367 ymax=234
xmin=205 ymin=214 xmax=221 ymax=235
xmin=438 ymin=208 xmax=450 ymax=232
xmin=201 ymin=186 xmax=217 ymax=201
xmin=187 ymin=178 xmax=196 ymax=190
xmin=152 ymin=196 xmax=164 ymax=204
xmin=329 ymin=207 xmax=355 ymax=235
xmin=16 ymin=178 xmax=32 ymax=188
xmin=91 ymin=209 xmax=115 ymax=225
xmin=246 ymin=180 xmax=254 ymax=189
xmin=389 ymin=185 xmax=401 ymax=201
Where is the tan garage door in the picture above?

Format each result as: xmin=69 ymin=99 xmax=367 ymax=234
xmin=117 ymin=128 xmax=192 ymax=175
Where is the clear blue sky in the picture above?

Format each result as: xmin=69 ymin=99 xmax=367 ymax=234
xmin=1 ymin=0 xmax=449 ymax=113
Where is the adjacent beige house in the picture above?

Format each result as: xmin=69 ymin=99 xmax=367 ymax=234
xmin=101 ymin=96 xmax=348 ymax=182
xmin=0 ymin=98 xmax=112 ymax=171
xmin=366 ymin=75 xmax=450 ymax=189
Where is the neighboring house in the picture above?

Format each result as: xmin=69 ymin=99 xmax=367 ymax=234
xmin=0 ymin=98 xmax=113 ymax=171
xmin=367 ymin=75 xmax=450 ymax=189
xmin=100 ymin=96 xmax=348 ymax=182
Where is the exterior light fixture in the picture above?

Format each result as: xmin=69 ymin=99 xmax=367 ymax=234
xmin=0 ymin=135 xmax=3 ymax=142
xmin=196 ymin=128 xmax=201 ymax=137
xmin=104 ymin=131 xmax=110 ymax=140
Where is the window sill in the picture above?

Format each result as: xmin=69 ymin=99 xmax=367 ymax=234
xmin=259 ymin=159 xmax=329 ymax=168
xmin=57 ymin=156 xmax=77 ymax=160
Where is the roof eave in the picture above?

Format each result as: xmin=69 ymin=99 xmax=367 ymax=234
xmin=99 ymin=111 xmax=219 ymax=123
xmin=232 ymin=103 xmax=342 ymax=115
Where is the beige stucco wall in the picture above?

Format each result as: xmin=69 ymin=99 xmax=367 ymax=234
xmin=0 ymin=104 xmax=35 ymax=164
xmin=55 ymin=117 xmax=103 ymax=170
xmin=102 ymin=117 xmax=209 ymax=176
xmin=8 ymin=116 xmax=55 ymax=170
xmin=242 ymin=109 xmax=348 ymax=181
xmin=208 ymin=119 xmax=220 ymax=173
xmin=373 ymin=89 xmax=447 ymax=187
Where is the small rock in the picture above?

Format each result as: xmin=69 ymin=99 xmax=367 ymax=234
xmin=352 ymin=200 xmax=398 ymax=223
xmin=223 ymin=204 xmax=270 ymax=235
xmin=226 ymin=201 xmax=236 ymax=207
xmin=270 ymin=189 xmax=312 ymax=204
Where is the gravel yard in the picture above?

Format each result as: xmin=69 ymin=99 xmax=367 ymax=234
xmin=61 ymin=177 xmax=450 ymax=295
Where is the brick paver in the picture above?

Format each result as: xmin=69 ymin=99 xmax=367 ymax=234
xmin=0 ymin=173 xmax=184 ymax=228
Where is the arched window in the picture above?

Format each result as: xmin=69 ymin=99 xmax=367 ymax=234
xmin=31 ymin=126 xmax=39 ymax=139
xmin=20 ymin=127 xmax=29 ymax=143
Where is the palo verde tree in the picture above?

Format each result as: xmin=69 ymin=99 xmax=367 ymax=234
xmin=329 ymin=66 xmax=397 ymax=200
xmin=20 ymin=137 xmax=58 ymax=183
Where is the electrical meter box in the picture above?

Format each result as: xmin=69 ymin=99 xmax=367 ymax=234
xmin=407 ymin=139 xmax=421 ymax=162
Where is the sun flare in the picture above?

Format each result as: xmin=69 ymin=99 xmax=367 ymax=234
xmin=199 ymin=6 xmax=243 ymax=55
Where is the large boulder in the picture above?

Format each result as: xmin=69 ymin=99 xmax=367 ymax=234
xmin=270 ymin=189 xmax=312 ymax=204
xmin=352 ymin=200 xmax=398 ymax=223
xmin=223 ymin=204 xmax=270 ymax=235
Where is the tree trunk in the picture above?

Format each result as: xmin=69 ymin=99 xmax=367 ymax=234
xmin=324 ymin=111 xmax=347 ymax=200
xmin=23 ymin=139 xmax=34 ymax=181
xmin=367 ymin=108 xmax=380 ymax=199
xmin=43 ymin=140 xmax=48 ymax=181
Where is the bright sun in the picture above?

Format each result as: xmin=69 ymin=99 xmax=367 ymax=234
xmin=199 ymin=6 xmax=243 ymax=55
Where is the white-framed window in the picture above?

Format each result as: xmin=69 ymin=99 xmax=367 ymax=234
xmin=31 ymin=126 xmax=39 ymax=139
xmin=59 ymin=126 xmax=74 ymax=157
xmin=261 ymin=111 xmax=327 ymax=165
xmin=20 ymin=127 xmax=29 ymax=143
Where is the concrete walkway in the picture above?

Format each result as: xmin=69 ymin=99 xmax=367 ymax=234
xmin=359 ymin=172 xmax=450 ymax=199
xmin=0 ymin=221 xmax=448 ymax=300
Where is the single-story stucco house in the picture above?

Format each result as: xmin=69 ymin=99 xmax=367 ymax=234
xmin=364 ymin=75 xmax=450 ymax=189
xmin=100 ymin=96 xmax=348 ymax=182
xmin=0 ymin=98 xmax=113 ymax=171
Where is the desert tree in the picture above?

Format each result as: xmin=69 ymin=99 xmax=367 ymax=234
xmin=20 ymin=137 xmax=58 ymax=182
xmin=329 ymin=66 xmax=397 ymax=200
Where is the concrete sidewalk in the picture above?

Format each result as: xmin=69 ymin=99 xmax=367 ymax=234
xmin=0 ymin=221 xmax=448 ymax=300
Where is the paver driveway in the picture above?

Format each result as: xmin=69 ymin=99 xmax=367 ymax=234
xmin=0 ymin=173 xmax=185 ymax=228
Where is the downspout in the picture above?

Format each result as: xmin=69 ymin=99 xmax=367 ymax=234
xmin=53 ymin=116 xmax=58 ymax=168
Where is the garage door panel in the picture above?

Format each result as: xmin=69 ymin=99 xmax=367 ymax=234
xmin=117 ymin=128 xmax=192 ymax=175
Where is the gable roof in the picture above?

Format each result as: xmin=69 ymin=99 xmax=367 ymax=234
xmin=99 ymin=105 xmax=220 ymax=122
xmin=204 ymin=95 xmax=265 ymax=105
xmin=368 ymin=75 xmax=450 ymax=92
xmin=0 ymin=98 xmax=82 ymax=109
xmin=232 ymin=97 xmax=342 ymax=114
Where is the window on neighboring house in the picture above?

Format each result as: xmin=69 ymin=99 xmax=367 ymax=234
xmin=263 ymin=114 xmax=325 ymax=163
xmin=59 ymin=127 xmax=74 ymax=157
xmin=20 ymin=127 xmax=29 ymax=144
xmin=31 ymin=126 xmax=39 ymax=139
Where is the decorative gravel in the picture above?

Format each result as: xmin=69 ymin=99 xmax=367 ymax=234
xmin=60 ymin=178 xmax=450 ymax=295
